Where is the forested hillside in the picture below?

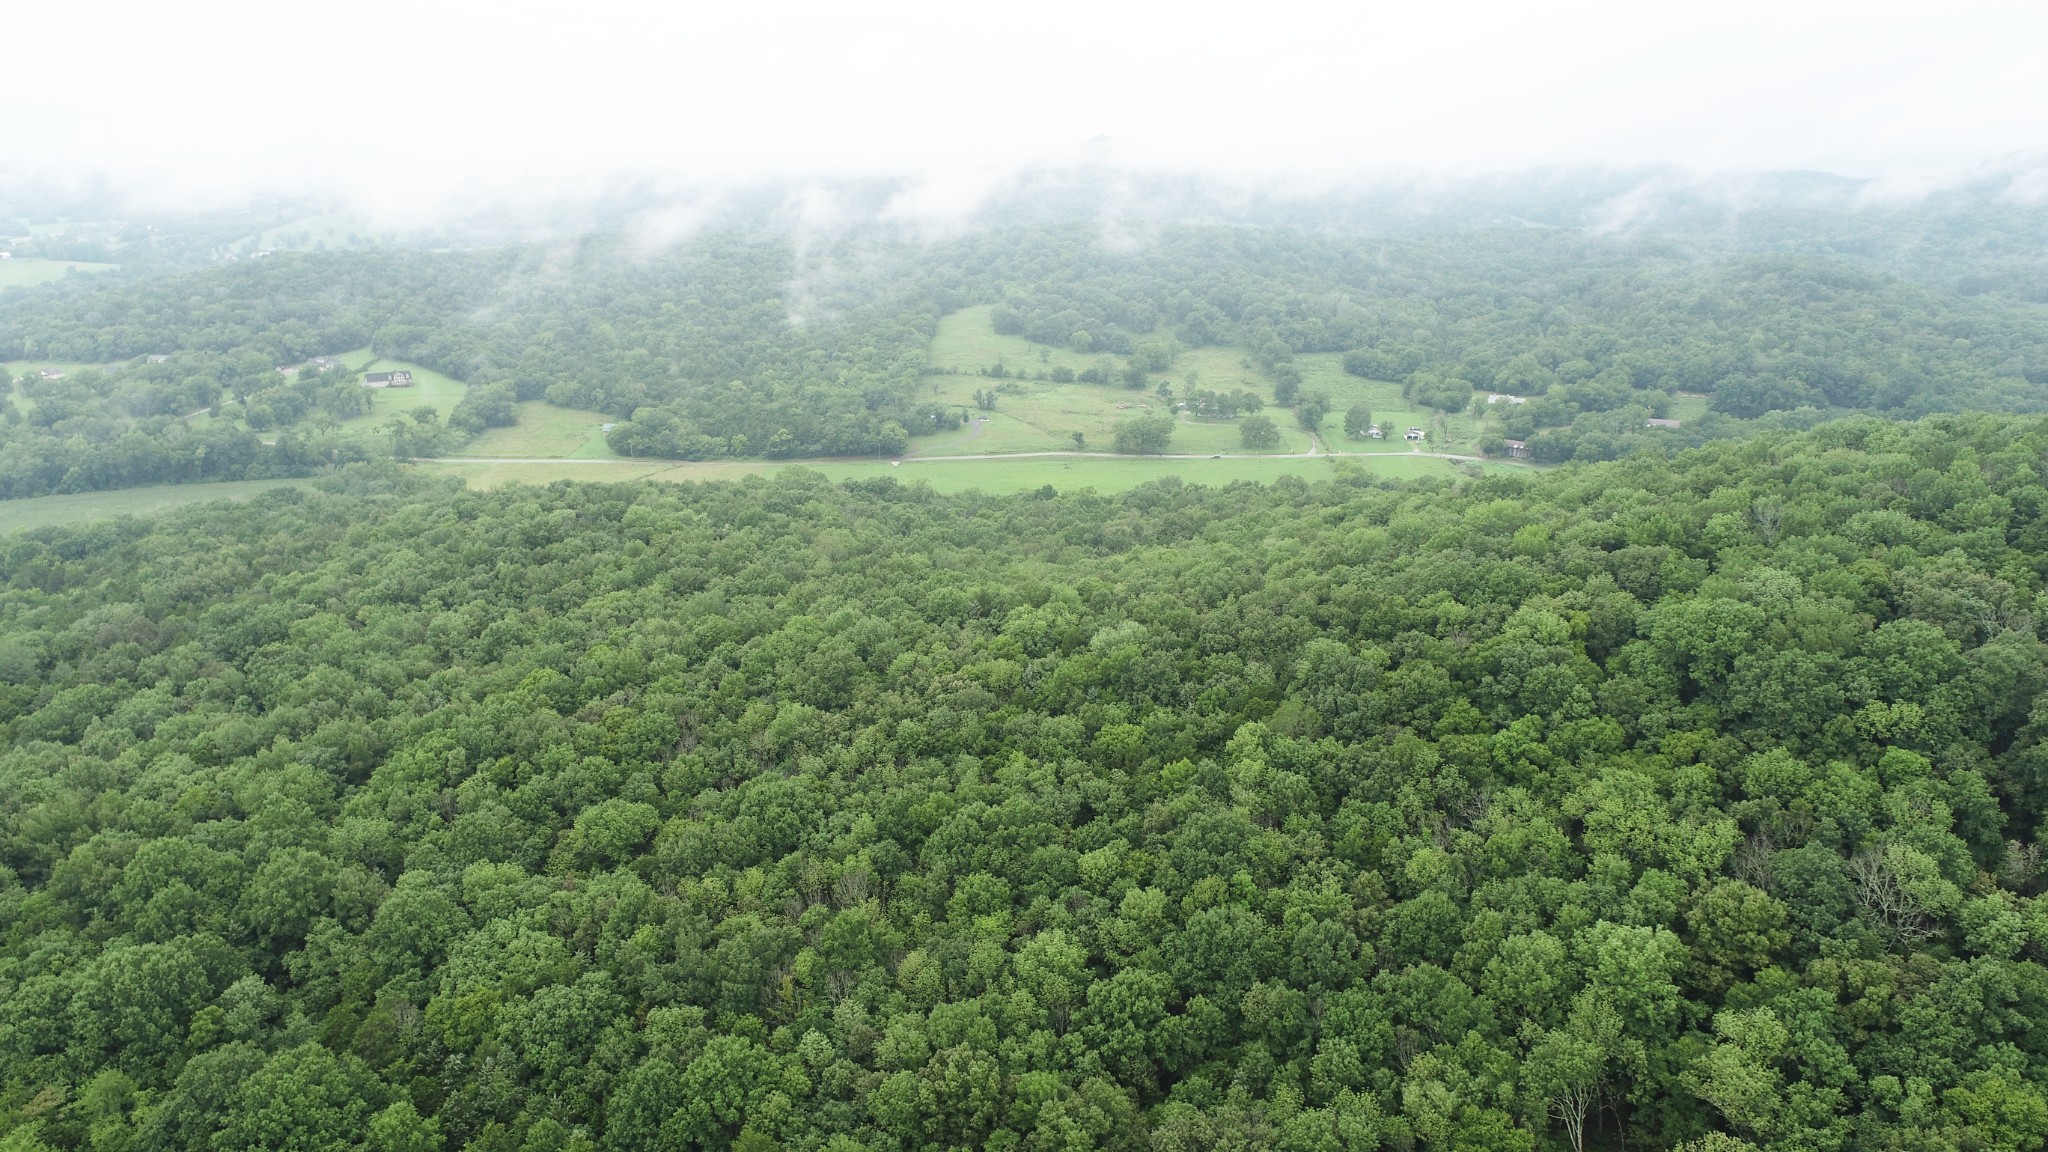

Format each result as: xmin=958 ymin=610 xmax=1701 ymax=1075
xmin=6 ymin=212 xmax=2048 ymax=498
xmin=7 ymin=416 xmax=2048 ymax=1150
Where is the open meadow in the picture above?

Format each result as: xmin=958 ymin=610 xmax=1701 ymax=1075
xmin=0 ymin=454 xmax=1490 ymax=532
xmin=0 ymin=479 xmax=312 ymax=533
xmin=912 ymin=308 xmax=1314 ymax=456
xmin=1289 ymin=352 xmax=1502 ymax=454
xmin=454 ymin=400 xmax=617 ymax=458
xmin=0 ymin=258 xmax=118 ymax=290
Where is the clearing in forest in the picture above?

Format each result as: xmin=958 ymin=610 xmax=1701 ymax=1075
xmin=0 ymin=259 xmax=118 ymax=289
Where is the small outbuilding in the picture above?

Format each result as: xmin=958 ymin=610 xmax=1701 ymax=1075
xmin=1646 ymin=418 xmax=1682 ymax=429
xmin=1503 ymin=438 xmax=1530 ymax=458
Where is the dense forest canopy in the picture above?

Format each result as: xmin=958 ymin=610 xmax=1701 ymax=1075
xmin=7 ymin=416 xmax=2048 ymax=1150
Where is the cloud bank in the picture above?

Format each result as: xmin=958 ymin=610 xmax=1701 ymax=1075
xmin=7 ymin=0 xmax=2046 ymax=215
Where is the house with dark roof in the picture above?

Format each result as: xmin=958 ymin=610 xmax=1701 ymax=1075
xmin=363 ymin=370 xmax=415 ymax=388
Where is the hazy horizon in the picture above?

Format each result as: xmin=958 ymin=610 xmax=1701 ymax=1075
xmin=9 ymin=0 xmax=2048 ymax=220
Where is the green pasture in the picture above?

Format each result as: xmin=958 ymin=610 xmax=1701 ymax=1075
xmin=1170 ymin=346 xmax=1277 ymax=392
xmin=910 ymin=373 xmax=1311 ymax=457
xmin=0 ymin=479 xmax=311 ymax=534
xmin=912 ymin=310 xmax=1315 ymax=456
xmin=0 ymin=453 xmax=1502 ymax=534
xmin=886 ymin=452 xmax=1472 ymax=492
xmin=928 ymin=305 xmax=1134 ymax=377
xmin=456 ymin=401 xmax=619 ymax=458
xmin=1290 ymin=353 xmax=1494 ymax=453
xmin=0 ymin=259 xmax=118 ymax=290
xmin=258 ymin=213 xmax=373 ymax=252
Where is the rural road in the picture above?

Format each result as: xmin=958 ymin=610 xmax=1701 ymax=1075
xmin=419 ymin=447 xmax=1497 ymax=466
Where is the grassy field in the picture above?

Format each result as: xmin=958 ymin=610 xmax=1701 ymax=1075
xmin=928 ymin=305 xmax=1135 ymax=377
xmin=0 ymin=259 xmax=118 ymax=290
xmin=332 ymin=356 xmax=467 ymax=439
xmin=0 ymin=450 xmax=1498 ymax=536
xmin=455 ymin=401 xmax=618 ymax=458
xmin=1289 ymin=353 xmax=1498 ymax=452
xmin=1669 ymin=394 xmax=1712 ymax=423
xmin=0 ymin=480 xmax=311 ymax=534
xmin=4 ymin=360 xmax=136 ymax=417
xmin=912 ymin=309 xmax=1314 ymax=456
xmin=417 ymin=450 xmax=1489 ymax=495
xmin=257 ymin=212 xmax=373 ymax=252
xmin=911 ymin=379 xmax=1314 ymax=457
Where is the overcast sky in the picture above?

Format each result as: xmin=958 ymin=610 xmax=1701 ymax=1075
xmin=10 ymin=0 xmax=2047 ymax=209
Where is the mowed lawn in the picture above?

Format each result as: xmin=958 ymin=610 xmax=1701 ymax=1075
xmin=0 ymin=259 xmax=118 ymax=290
xmin=456 ymin=401 xmax=619 ymax=458
xmin=331 ymin=357 xmax=467 ymax=440
xmin=0 ymin=479 xmax=312 ymax=533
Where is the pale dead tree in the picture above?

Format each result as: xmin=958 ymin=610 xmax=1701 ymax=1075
xmin=1851 ymin=846 xmax=1935 ymax=944
xmin=1750 ymin=498 xmax=1784 ymax=545
xmin=1550 ymin=1080 xmax=1599 ymax=1152
xmin=833 ymin=865 xmax=873 ymax=908
xmin=2001 ymin=839 xmax=2041 ymax=894
xmin=1460 ymin=788 xmax=1494 ymax=829
xmin=1732 ymin=831 xmax=1776 ymax=890
xmin=1392 ymin=1025 xmax=1424 ymax=1072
